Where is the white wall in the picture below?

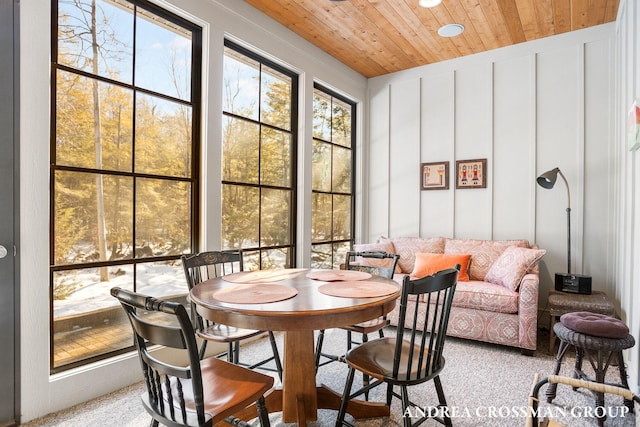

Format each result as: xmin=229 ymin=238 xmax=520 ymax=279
xmin=18 ymin=0 xmax=367 ymax=421
xmin=612 ymin=0 xmax=640 ymax=393
xmin=366 ymin=25 xmax=617 ymax=333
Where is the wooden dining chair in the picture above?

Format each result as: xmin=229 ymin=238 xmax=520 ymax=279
xmin=315 ymin=251 xmax=400 ymax=370
xmin=110 ymin=287 xmax=274 ymax=427
xmin=335 ymin=265 xmax=459 ymax=427
xmin=181 ymin=250 xmax=283 ymax=380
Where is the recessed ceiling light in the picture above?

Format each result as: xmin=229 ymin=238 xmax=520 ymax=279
xmin=418 ymin=0 xmax=442 ymax=7
xmin=438 ymin=23 xmax=464 ymax=37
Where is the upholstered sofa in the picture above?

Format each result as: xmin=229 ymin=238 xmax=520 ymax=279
xmin=354 ymin=236 xmax=545 ymax=355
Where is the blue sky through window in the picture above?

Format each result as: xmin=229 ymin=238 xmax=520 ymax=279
xmin=58 ymin=0 xmax=192 ymax=103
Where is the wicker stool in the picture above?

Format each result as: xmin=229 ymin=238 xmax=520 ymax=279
xmin=548 ymin=290 xmax=615 ymax=354
xmin=546 ymin=312 xmax=635 ymax=426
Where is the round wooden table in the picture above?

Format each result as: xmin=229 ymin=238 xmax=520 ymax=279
xmin=189 ymin=268 xmax=400 ymax=425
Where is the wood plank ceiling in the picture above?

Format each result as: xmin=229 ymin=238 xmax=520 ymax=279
xmin=243 ymin=0 xmax=620 ymax=78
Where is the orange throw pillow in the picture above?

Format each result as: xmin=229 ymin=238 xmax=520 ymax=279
xmin=410 ymin=253 xmax=471 ymax=281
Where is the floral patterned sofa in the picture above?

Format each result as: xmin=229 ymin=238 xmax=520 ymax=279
xmin=355 ymin=236 xmax=545 ymax=355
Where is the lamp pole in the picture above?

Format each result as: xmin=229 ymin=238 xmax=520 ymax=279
xmin=536 ymin=167 xmax=573 ymax=276
xmin=556 ymin=169 xmax=571 ymax=275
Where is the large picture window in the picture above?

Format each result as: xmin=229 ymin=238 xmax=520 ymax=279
xmin=311 ymin=85 xmax=356 ymax=269
xmin=221 ymin=41 xmax=298 ymax=269
xmin=51 ymin=0 xmax=201 ymax=372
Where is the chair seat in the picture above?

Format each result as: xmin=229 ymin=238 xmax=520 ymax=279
xmin=142 ymin=351 xmax=274 ymax=425
xmin=198 ymin=324 xmax=265 ymax=343
xmin=346 ymin=337 xmax=445 ymax=384
xmin=342 ymin=317 xmax=389 ymax=334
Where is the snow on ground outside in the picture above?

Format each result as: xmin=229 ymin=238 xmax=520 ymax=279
xmin=54 ymin=262 xmax=187 ymax=318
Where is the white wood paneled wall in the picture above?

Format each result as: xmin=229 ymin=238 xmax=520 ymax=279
xmin=454 ymin=65 xmax=494 ymax=239
xmin=368 ymin=86 xmax=391 ymax=239
xmin=366 ymin=24 xmax=616 ymax=313
xmin=492 ymin=55 xmax=536 ymax=241
xmin=389 ymin=78 xmax=421 ymax=237
xmin=421 ymin=73 xmax=455 ymax=237
xmin=613 ymin=0 xmax=640 ymax=393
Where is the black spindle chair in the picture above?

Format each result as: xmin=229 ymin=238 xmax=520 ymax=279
xmin=111 ymin=287 xmax=273 ymax=427
xmin=335 ymin=265 xmax=459 ymax=427
xmin=181 ymin=250 xmax=283 ymax=380
xmin=315 ymin=251 xmax=399 ymax=399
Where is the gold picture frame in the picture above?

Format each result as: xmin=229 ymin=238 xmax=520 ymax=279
xmin=455 ymin=159 xmax=487 ymax=189
xmin=421 ymin=162 xmax=449 ymax=190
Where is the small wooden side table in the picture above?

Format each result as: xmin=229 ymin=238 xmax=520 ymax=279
xmin=547 ymin=290 xmax=615 ymax=354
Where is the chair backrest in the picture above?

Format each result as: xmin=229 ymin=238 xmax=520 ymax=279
xmin=344 ymin=250 xmax=400 ymax=280
xmin=181 ymin=250 xmax=244 ymax=291
xmin=181 ymin=250 xmax=244 ymax=332
xmin=110 ymin=287 xmax=210 ymax=426
xmin=393 ymin=265 xmax=459 ymax=382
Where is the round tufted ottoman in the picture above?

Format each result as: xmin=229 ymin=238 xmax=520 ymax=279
xmin=545 ymin=312 xmax=635 ymax=426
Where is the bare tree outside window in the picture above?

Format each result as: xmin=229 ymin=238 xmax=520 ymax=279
xmin=51 ymin=0 xmax=201 ymax=372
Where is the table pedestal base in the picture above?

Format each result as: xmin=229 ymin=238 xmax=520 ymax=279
xmin=233 ymin=384 xmax=390 ymax=426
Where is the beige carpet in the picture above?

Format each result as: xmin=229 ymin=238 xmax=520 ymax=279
xmin=21 ymin=328 xmax=637 ymax=427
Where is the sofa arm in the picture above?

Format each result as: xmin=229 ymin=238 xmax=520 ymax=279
xmin=518 ymin=273 xmax=539 ymax=352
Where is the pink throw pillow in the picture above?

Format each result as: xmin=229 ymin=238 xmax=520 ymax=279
xmin=444 ymin=238 xmax=530 ymax=281
xmin=485 ymin=246 xmax=546 ymax=291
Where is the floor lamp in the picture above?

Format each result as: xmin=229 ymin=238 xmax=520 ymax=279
xmin=536 ymin=167 xmax=591 ymax=294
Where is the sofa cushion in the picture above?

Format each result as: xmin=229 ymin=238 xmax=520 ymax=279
xmin=485 ymin=246 xmax=546 ymax=291
xmin=444 ymin=238 xmax=530 ymax=281
xmin=352 ymin=241 xmax=401 ymax=272
xmin=380 ymin=236 xmax=445 ymax=274
xmin=451 ymin=281 xmax=519 ymax=314
xmin=410 ymin=252 xmax=471 ymax=281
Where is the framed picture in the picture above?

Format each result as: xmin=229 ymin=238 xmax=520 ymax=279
xmin=455 ymin=159 xmax=487 ymax=189
xmin=421 ymin=161 xmax=449 ymax=190
xmin=628 ymin=99 xmax=640 ymax=151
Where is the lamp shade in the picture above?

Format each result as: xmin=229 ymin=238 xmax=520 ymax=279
xmin=536 ymin=167 xmax=560 ymax=189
